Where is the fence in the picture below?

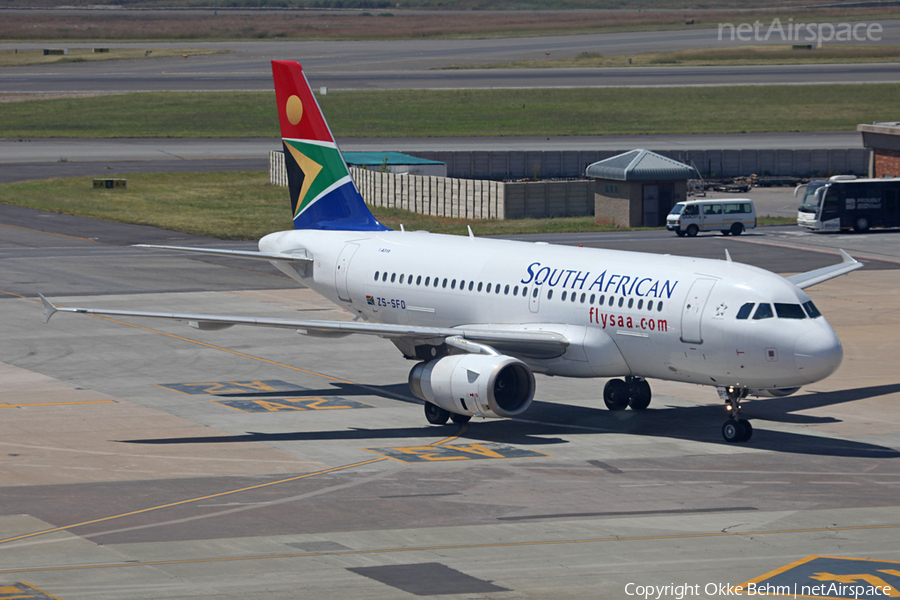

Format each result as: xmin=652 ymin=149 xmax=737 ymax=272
xmin=406 ymin=148 xmax=869 ymax=180
xmin=270 ymin=148 xmax=870 ymax=220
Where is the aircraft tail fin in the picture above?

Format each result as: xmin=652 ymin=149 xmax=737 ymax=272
xmin=271 ymin=60 xmax=388 ymax=231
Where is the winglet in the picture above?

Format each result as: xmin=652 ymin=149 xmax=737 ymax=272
xmin=39 ymin=294 xmax=58 ymax=324
xmin=786 ymin=248 xmax=863 ymax=289
xmin=839 ymin=248 xmax=858 ymax=264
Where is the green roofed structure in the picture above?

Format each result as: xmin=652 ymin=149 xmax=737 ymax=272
xmin=343 ymin=152 xmax=447 ymax=177
xmin=586 ymin=149 xmax=699 ymax=228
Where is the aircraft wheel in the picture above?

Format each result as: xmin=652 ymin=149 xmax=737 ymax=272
xmin=424 ymin=402 xmax=450 ymax=425
xmin=730 ymin=222 xmax=744 ymax=236
xmin=628 ymin=379 xmax=652 ymax=410
xmin=686 ymin=224 xmax=699 ymax=237
xmin=738 ymin=419 xmax=753 ymax=441
xmin=722 ymin=419 xmax=746 ymax=443
xmin=450 ymin=413 xmax=472 ymax=425
xmin=603 ymin=379 xmax=628 ymax=411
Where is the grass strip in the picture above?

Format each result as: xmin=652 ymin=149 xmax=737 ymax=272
xmin=2 ymin=84 xmax=899 ymax=138
xmin=0 ymin=48 xmax=227 ymax=68
xmin=453 ymin=45 xmax=900 ymax=69
xmin=0 ymin=171 xmax=793 ymax=240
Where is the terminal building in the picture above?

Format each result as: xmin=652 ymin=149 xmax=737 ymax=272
xmin=858 ymin=122 xmax=900 ymax=178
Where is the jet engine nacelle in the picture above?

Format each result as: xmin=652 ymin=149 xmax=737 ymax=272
xmin=748 ymin=387 xmax=801 ymax=398
xmin=408 ymin=354 xmax=535 ymax=419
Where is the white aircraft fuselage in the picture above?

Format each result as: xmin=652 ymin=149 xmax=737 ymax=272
xmin=260 ymin=228 xmax=843 ymax=391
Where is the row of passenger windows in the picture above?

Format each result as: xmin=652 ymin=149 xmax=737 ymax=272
xmin=372 ymin=270 xmax=665 ymax=312
xmin=735 ymin=300 xmax=821 ymax=321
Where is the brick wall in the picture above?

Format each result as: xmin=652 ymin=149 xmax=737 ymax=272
xmin=874 ymin=148 xmax=900 ymax=178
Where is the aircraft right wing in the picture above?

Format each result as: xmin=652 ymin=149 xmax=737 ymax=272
xmin=38 ymin=295 xmax=570 ymax=360
xmin=786 ymin=249 xmax=863 ymax=289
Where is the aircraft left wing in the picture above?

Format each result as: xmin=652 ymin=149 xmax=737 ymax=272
xmin=38 ymin=295 xmax=570 ymax=359
xmin=786 ymin=249 xmax=862 ymax=289
xmin=133 ymin=244 xmax=313 ymax=264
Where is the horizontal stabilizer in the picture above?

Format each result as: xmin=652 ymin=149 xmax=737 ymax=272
xmin=133 ymin=244 xmax=312 ymax=263
xmin=787 ymin=249 xmax=863 ymax=289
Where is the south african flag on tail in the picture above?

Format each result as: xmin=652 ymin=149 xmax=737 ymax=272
xmin=271 ymin=60 xmax=388 ymax=232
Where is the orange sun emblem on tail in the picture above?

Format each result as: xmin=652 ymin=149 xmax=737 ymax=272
xmin=286 ymin=95 xmax=303 ymax=125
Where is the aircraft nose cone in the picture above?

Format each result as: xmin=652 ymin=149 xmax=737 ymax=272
xmin=794 ymin=327 xmax=843 ymax=382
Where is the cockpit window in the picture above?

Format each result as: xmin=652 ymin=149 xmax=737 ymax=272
xmin=774 ymin=303 xmax=806 ymax=319
xmin=736 ymin=302 xmax=754 ymax=320
xmin=752 ymin=303 xmax=774 ymax=320
xmin=802 ymin=300 xmax=822 ymax=318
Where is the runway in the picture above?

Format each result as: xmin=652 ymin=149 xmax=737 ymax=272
xmin=3 ymin=22 xmax=900 ymax=94
xmin=2 ymin=206 xmax=900 ymax=599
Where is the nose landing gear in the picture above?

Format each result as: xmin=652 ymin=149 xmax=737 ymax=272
xmin=720 ymin=386 xmax=752 ymax=443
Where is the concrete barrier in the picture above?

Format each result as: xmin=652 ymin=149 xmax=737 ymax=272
xmin=270 ymin=147 xmax=868 ymax=220
xmin=406 ymin=148 xmax=868 ymax=179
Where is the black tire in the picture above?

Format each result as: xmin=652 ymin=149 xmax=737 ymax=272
xmin=730 ymin=222 xmax=744 ymax=236
xmin=628 ymin=379 xmax=652 ymax=411
xmin=424 ymin=402 xmax=450 ymax=425
xmin=720 ymin=230 xmax=730 ymax=236
xmin=675 ymin=230 xmax=686 ymax=237
xmin=603 ymin=379 xmax=628 ymax=411
xmin=686 ymin=224 xmax=699 ymax=237
xmin=853 ymin=216 xmax=870 ymax=233
xmin=450 ymin=413 xmax=471 ymax=424
xmin=738 ymin=419 xmax=753 ymax=441
xmin=722 ymin=419 xmax=746 ymax=443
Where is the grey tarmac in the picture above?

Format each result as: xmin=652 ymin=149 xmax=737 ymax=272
xmin=1 ymin=207 xmax=899 ymax=599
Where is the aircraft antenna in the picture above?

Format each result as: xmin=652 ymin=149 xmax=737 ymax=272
xmin=725 ymin=249 xmax=733 ymax=263
xmin=467 ymin=225 xmax=474 ymax=239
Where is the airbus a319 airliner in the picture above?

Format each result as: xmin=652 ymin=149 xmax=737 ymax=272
xmin=40 ymin=60 xmax=863 ymax=443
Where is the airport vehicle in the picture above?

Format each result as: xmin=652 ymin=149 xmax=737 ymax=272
xmin=666 ymin=198 xmax=756 ymax=237
xmin=796 ymin=175 xmax=900 ymax=232
xmin=40 ymin=61 xmax=863 ymax=443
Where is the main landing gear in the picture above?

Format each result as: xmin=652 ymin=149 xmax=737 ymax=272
xmin=721 ymin=386 xmax=752 ymax=443
xmin=603 ymin=376 xmax=652 ymax=411
xmin=423 ymin=402 xmax=471 ymax=425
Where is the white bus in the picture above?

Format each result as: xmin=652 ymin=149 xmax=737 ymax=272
xmin=797 ymin=175 xmax=900 ymax=232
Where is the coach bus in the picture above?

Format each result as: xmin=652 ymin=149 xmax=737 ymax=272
xmin=797 ymin=176 xmax=900 ymax=232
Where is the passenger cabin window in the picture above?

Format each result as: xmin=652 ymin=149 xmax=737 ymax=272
xmin=547 ymin=290 xmax=553 ymax=299
xmin=803 ymin=300 xmax=822 ymax=318
xmin=774 ymin=303 xmax=806 ymax=319
xmin=736 ymin=302 xmax=755 ymax=320
xmin=753 ymin=303 xmax=774 ymax=320
xmin=374 ymin=271 xmax=380 ymax=281
xmin=416 ymin=275 xmax=422 ymax=285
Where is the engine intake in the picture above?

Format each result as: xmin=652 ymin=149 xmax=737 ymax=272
xmin=409 ymin=354 xmax=535 ymax=419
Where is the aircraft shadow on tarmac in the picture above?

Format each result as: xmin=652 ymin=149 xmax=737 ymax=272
xmin=122 ymin=382 xmax=900 ymax=458
xmin=213 ymin=382 xmax=420 ymax=404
